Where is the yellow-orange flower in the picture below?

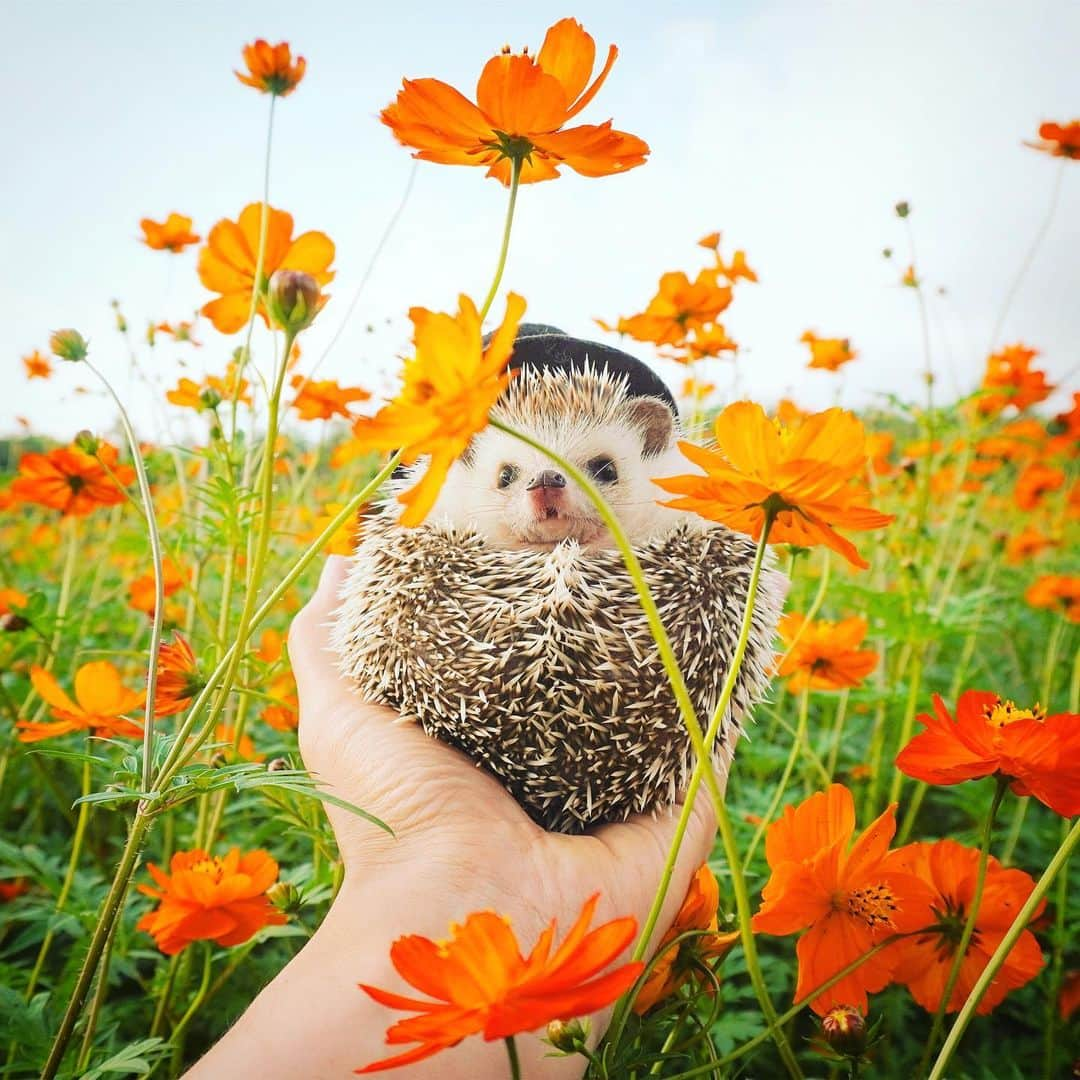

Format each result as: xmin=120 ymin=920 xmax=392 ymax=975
xmin=154 ymin=320 xmax=201 ymax=347
xmin=608 ymin=270 xmax=732 ymax=348
xmin=680 ymin=377 xmax=716 ymax=404
xmin=18 ymin=662 xmax=144 ymax=743
xmin=654 ymin=402 xmax=895 ymax=569
xmin=633 ymin=865 xmax=738 ymax=1014
xmin=154 ymin=634 xmax=205 ymax=718
xmin=347 ymin=292 xmax=525 ymax=526
xmin=1025 ymin=575 xmax=1080 ymax=623
xmin=137 ymin=848 xmax=286 ymax=955
xmin=801 ymin=331 xmax=857 ymax=372
xmin=140 ymin=213 xmax=201 ymax=253
xmin=1024 ymin=120 xmax=1080 ymax=159
xmin=261 ymin=671 xmax=298 ymax=732
xmin=1014 ymin=462 xmax=1064 ymax=511
xmin=166 ymin=366 xmax=253 ymax=410
xmin=977 ymin=344 xmax=1053 ymax=415
xmin=289 ymin=375 xmax=371 ymax=421
xmin=22 ymin=350 xmax=52 ymax=379
xmin=358 ymin=893 xmax=643 ymax=1072
xmin=297 ymin=501 xmax=363 ymax=556
xmin=381 ymin=18 xmax=648 ymax=186
xmin=128 ymin=558 xmax=187 ymax=616
xmin=235 ymin=39 xmax=306 ymax=97
xmin=777 ymin=614 xmax=879 ymax=692
xmin=198 ymin=204 xmax=334 ymax=334
xmin=664 ymin=323 xmax=738 ymax=364
xmin=0 ymin=588 xmax=28 ymax=617
xmin=11 ymin=443 xmax=134 ymax=517
xmin=1005 ymin=525 xmax=1055 ymax=564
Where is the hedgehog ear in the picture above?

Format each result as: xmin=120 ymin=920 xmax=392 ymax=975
xmin=620 ymin=397 xmax=674 ymax=458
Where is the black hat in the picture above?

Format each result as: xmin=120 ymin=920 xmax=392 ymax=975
xmin=495 ymin=323 xmax=678 ymax=414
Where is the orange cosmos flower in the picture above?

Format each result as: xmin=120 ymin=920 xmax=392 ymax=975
xmin=654 ymin=402 xmax=894 ymax=569
xmin=154 ymin=634 xmax=205 ymax=718
xmin=261 ymin=671 xmax=298 ymax=732
xmin=633 ymin=864 xmax=738 ymax=1014
xmin=198 ymin=204 xmax=334 ymax=334
xmin=11 ymin=443 xmax=134 ymax=517
xmin=751 ymin=785 xmax=935 ymax=1014
xmin=680 ymin=377 xmax=716 ymax=404
xmin=0 ymin=588 xmax=28 ymax=617
xmin=1054 ymin=391 xmax=1080 ymax=439
xmin=154 ymin=320 xmax=201 ymax=347
xmin=166 ymin=365 xmax=253 ymax=410
xmin=18 ymin=662 xmax=144 ymax=743
xmin=357 ymin=893 xmax=643 ymax=1073
xmin=0 ymin=880 xmax=29 ymax=902
xmin=1061 ymin=971 xmax=1080 ymax=1021
xmin=235 ymin=39 xmax=306 ymax=96
xmin=698 ymin=231 xmax=721 ymax=250
xmin=800 ymin=331 xmax=857 ymax=372
xmin=718 ymin=249 xmax=757 ymax=284
xmin=609 ymin=270 xmax=732 ymax=348
xmin=777 ymin=614 xmax=879 ymax=692
xmin=889 ymin=840 xmax=1044 ymax=1014
xmin=381 ymin=18 xmax=647 ymax=186
xmin=137 ymin=848 xmax=286 ymax=955
xmin=289 ymin=375 xmax=371 ymax=421
xmin=297 ymin=500 xmax=363 ymax=556
xmin=1024 ymin=120 xmax=1080 ymax=159
xmin=1005 ymin=525 xmax=1055 ymax=564
xmin=140 ymin=213 xmax=201 ymax=253
xmin=895 ymin=690 xmax=1080 ymax=817
xmin=1025 ymin=574 xmax=1080 ymax=623
xmin=1014 ymin=462 xmax=1065 ymax=510
xmin=348 ymin=292 xmax=525 ymax=526
xmin=901 ymin=265 xmax=919 ymax=287
xmin=977 ymin=344 xmax=1054 ymax=415
xmin=22 ymin=350 xmax=52 ymax=379
xmin=663 ymin=323 xmax=739 ymax=365
xmin=128 ymin=557 xmax=187 ymax=616
xmin=864 ymin=432 xmax=895 ymax=476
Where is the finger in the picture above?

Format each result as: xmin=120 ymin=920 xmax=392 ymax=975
xmin=289 ymin=555 xmax=355 ymax=712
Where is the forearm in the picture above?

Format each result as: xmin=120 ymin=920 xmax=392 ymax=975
xmin=186 ymin=878 xmax=599 ymax=1080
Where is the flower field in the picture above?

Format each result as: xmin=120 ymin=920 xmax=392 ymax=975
xmin=2 ymin=19 xmax=1078 ymax=1080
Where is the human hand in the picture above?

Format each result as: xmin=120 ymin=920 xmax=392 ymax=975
xmin=190 ymin=555 xmax=715 ymax=1079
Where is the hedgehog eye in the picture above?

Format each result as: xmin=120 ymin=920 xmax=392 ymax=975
xmin=497 ymin=464 xmax=520 ymax=489
xmin=586 ymin=456 xmax=618 ymax=484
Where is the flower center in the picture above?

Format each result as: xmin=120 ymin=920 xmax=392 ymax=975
xmin=190 ymin=856 xmax=225 ymax=881
xmin=845 ymin=883 xmax=898 ymax=928
xmin=983 ymin=699 xmax=1044 ymax=729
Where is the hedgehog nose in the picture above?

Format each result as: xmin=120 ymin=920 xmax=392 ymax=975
xmin=526 ymin=470 xmax=566 ymax=491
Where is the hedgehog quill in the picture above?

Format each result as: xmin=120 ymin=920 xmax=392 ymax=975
xmin=333 ymin=325 xmax=787 ymax=833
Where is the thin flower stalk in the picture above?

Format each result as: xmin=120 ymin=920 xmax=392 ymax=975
xmin=479 ymin=156 xmax=522 ymax=321
xmin=918 ymin=777 xmax=1009 ymax=1075
xmin=83 ymin=356 xmax=167 ymax=792
xmin=886 ymin=652 xmax=925 ymax=807
xmin=928 ymin=817 xmax=1080 ymax=1080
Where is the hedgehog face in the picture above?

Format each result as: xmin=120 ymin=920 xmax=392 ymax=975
xmin=422 ymin=386 xmax=692 ymax=550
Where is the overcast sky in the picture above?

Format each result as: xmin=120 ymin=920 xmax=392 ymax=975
xmin=3 ymin=0 xmax=1077 ymax=441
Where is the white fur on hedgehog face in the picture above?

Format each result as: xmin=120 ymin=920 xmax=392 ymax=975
xmin=419 ymin=395 xmax=692 ymax=550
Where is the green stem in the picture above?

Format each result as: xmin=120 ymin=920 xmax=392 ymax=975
xmin=171 ymin=943 xmax=213 ymax=1047
xmin=503 ymin=1035 xmax=521 ymax=1080
xmin=928 ymin=817 xmax=1080 ymax=1080
xmin=988 ymin=157 xmax=1066 ymax=351
xmin=919 ymin=777 xmax=1008 ymax=1074
xmin=40 ymin=810 xmax=152 ymax=1079
xmin=886 ymin=652 xmax=924 ymax=806
xmin=1042 ymin=815 xmax=1070 ymax=1079
xmin=823 ymin=689 xmax=850 ymax=780
xmin=230 ymin=92 xmax=277 ymax=440
xmin=84 ymin=356 xmax=166 ymax=793
xmin=75 ymin=917 xmax=118 ymax=1072
xmin=150 ymin=955 xmax=182 ymax=1037
xmin=25 ymin=758 xmax=92 ymax=1000
xmin=746 ymin=688 xmax=809 ymax=865
xmin=478 ymin=156 xmax=522 ymax=321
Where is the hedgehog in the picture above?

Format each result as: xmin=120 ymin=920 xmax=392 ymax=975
xmin=331 ymin=325 xmax=787 ymax=834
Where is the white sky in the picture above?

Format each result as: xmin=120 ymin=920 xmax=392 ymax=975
xmin=3 ymin=0 xmax=1078 ymax=441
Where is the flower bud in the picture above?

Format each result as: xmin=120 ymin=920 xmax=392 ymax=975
xmin=266 ymin=880 xmax=301 ymax=913
xmin=266 ymin=270 xmax=320 ymax=333
xmin=199 ymin=387 xmax=223 ymax=411
xmin=266 ymin=757 xmax=291 ymax=772
xmin=546 ymin=1017 xmax=589 ymax=1054
xmin=49 ymin=329 xmax=88 ymax=363
xmin=74 ymin=430 xmax=100 ymax=455
xmin=821 ymin=1005 xmax=867 ymax=1058
xmin=1 ymin=614 xmax=29 ymax=633
xmin=894 ymin=200 xmax=910 ymax=218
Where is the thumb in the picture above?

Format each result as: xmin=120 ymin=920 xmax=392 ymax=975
xmin=288 ymin=555 xmax=354 ymax=714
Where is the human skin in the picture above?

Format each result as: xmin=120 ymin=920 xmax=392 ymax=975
xmin=187 ymin=555 xmax=716 ymax=1079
